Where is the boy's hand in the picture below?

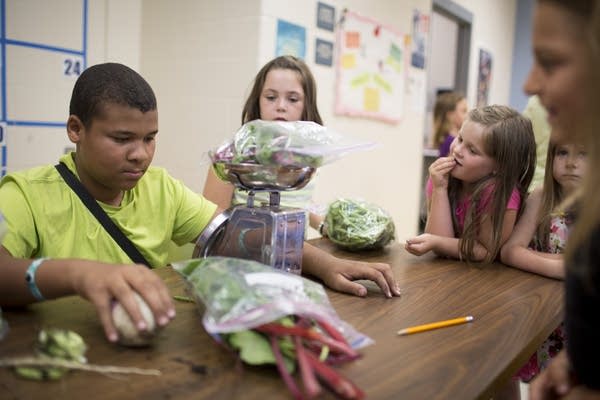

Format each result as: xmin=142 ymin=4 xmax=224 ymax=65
xmin=314 ymin=257 xmax=401 ymax=298
xmin=69 ymin=262 xmax=175 ymax=342
xmin=405 ymin=234 xmax=437 ymax=256
xmin=428 ymin=157 xmax=456 ymax=190
xmin=529 ymin=350 xmax=573 ymax=400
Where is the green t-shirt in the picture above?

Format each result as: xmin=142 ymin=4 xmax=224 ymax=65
xmin=0 ymin=153 xmax=217 ymax=267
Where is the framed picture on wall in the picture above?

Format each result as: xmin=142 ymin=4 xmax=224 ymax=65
xmin=316 ymin=2 xmax=335 ymax=31
xmin=410 ymin=9 xmax=429 ymax=69
xmin=315 ymin=38 xmax=334 ymax=66
xmin=477 ymin=48 xmax=492 ymax=107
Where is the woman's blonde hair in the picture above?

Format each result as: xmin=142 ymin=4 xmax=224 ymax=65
xmin=449 ymin=105 xmax=536 ymax=264
xmin=432 ymin=92 xmax=465 ymax=147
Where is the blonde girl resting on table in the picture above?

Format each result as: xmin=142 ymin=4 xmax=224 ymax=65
xmin=202 ymin=55 xmax=325 ymax=231
xmin=501 ymin=138 xmax=586 ymax=278
xmin=405 ymin=105 xmax=536 ymax=263
xmin=497 ymin=138 xmax=586 ymax=399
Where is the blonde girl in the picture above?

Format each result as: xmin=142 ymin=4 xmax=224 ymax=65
xmin=432 ymin=91 xmax=468 ymax=157
xmin=501 ymin=139 xmax=586 ymax=279
xmin=498 ymin=138 xmax=586 ymax=399
xmin=406 ymin=105 xmax=536 ymax=264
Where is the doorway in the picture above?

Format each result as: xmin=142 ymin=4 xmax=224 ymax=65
xmin=419 ymin=0 xmax=473 ymax=232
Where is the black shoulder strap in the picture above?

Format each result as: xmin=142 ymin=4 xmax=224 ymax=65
xmin=55 ymin=162 xmax=151 ymax=267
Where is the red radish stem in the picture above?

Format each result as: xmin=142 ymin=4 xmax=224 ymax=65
xmin=293 ymin=336 xmax=322 ymax=399
xmin=304 ymin=351 xmax=365 ymax=400
xmin=312 ymin=317 xmax=351 ymax=347
xmin=269 ymin=335 xmax=303 ymax=400
xmin=256 ymin=323 xmax=358 ymax=358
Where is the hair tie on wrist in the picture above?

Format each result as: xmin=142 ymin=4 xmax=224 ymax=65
xmin=25 ymin=258 xmax=48 ymax=301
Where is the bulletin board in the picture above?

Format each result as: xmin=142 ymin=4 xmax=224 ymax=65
xmin=335 ymin=10 xmax=407 ymax=124
xmin=0 ymin=0 xmax=87 ymax=175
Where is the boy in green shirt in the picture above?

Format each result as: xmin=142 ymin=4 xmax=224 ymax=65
xmin=0 ymin=63 xmax=400 ymax=343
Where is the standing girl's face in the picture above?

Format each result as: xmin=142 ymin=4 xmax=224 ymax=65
xmin=523 ymin=2 xmax=590 ymax=140
xmin=450 ymin=120 xmax=497 ymax=184
xmin=259 ymin=68 xmax=305 ymax=122
xmin=553 ymin=143 xmax=587 ymax=196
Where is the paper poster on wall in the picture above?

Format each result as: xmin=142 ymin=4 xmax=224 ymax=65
xmin=276 ymin=19 xmax=306 ymax=59
xmin=407 ymin=69 xmax=426 ymax=113
xmin=477 ymin=48 xmax=493 ymax=107
xmin=335 ymin=10 xmax=406 ymax=124
xmin=410 ymin=9 xmax=429 ymax=69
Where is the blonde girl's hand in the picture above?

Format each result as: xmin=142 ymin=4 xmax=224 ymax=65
xmin=405 ymin=234 xmax=437 ymax=256
xmin=428 ymin=156 xmax=457 ymax=190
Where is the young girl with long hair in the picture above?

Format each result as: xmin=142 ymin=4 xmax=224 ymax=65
xmin=502 ymin=139 xmax=586 ymax=278
xmin=406 ymin=105 xmax=536 ymax=264
xmin=499 ymin=138 xmax=586 ymax=399
xmin=431 ymin=91 xmax=468 ymax=157
xmin=202 ymin=55 xmax=324 ymax=230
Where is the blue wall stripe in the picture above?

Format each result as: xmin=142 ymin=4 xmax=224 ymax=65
xmin=4 ymin=39 xmax=84 ymax=56
xmin=82 ymin=0 xmax=87 ymax=69
xmin=1 ymin=0 xmax=6 ymax=122
xmin=1 ymin=143 xmax=6 ymax=177
xmin=6 ymin=120 xmax=66 ymax=128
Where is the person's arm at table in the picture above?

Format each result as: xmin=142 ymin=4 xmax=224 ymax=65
xmin=500 ymin=188 xmax=565 ymax=279
xmin=202 ymin=168 xmax=235 ymax=211
xmin=406 ymin=208 xmax=517 ymax=262
xmin=0 ymin=247 xmax=175 ymax=343
xmin=301 ymin=242 xmax=401 ymax=298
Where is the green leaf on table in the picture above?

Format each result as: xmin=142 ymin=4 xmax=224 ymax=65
xmin=226 ymin=330 xmax=295 ymax=373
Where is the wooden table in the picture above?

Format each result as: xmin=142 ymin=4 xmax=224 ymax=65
xmin=0 ymin=239 xmax=563 ymax=399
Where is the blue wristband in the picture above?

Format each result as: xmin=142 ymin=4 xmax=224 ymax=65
xmin=25 ymin=258 xmax=48 ymax=301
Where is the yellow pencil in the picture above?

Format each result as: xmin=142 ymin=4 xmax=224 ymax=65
xmin=396 ymin=315 xmax=474 ymax=336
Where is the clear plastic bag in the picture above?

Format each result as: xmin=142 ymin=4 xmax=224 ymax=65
xmin=325 ymin=198 xmax=396 ymax=251
xmin=172 ymin=257 xmax=373 ymax=349
xmin=210 ymin=120 xmax=376 ymax=168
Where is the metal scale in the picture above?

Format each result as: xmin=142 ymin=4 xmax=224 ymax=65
xmin=193 ymin=161 xmax=315 ymax=274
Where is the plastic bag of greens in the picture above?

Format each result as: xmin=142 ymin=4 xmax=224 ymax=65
xmin=210 ymin=120 xmax=376 ymax=169
xmin=171 ymin=256 xmax=373 ymax=349
xmin=324 ymin=198 xmax=396 ymax=251
xmin=172 ymin=256 xmax=370 ymax=399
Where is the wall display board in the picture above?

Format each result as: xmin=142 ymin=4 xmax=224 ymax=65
xmin=0 ymin=0 xmax=87 ymax=175
xmin=335 ymin=10 xmax=406 ymax=124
